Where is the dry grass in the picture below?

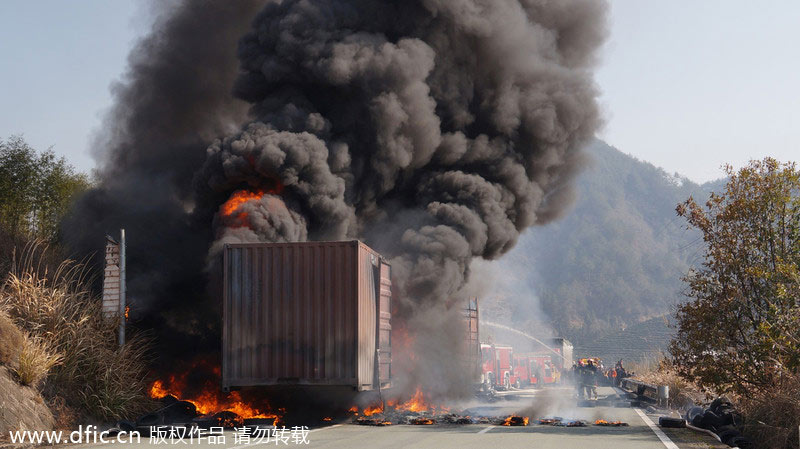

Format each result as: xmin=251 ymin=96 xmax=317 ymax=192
xmin=14 ymin=334 xmax=61 ymax=387
xmin=0 ymin=309 xmax=24 ymax=367
xmin=739 ymin=373 xmax=800 ymax=449
xmin=636 ymin=354 xmax=800 ymax=448
xmin=47 ymin=395 xmax=80 ymax=429
xmin=0 ymin=242 xmax=152 ymax=421
xmin=1 ymin=308 xmax=61 ymax=387
xmin=630 ymin=352 xmax=712 ymax=409
xmin=626 ymin=352 xmax=663 ymax=377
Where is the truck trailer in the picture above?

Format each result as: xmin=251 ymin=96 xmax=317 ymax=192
xmin=549 ymin=337 xmax=573 ymax=372
xmin=221 ymin=241 xmax=392 ymax=392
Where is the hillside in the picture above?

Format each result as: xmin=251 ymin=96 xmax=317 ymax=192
xmin=481 ymin=140 xmax=723 ymax=351
xmin=573 ymin=314 xmax=675 ymax=364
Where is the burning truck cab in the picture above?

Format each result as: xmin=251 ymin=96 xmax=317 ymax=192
xmin=221 ymin=241 xmax=392 ymax=394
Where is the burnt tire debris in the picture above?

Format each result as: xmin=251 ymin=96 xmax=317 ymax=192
xmin=122 ymin=394 xmax=276 ymax=437
xmin=657 ymin=417 xmax=686 ymax=428
xmin=682 ymin=398 xmax=753 ymax=448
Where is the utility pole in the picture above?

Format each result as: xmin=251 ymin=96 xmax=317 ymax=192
xmin=118 ymin=229 xmax=126 ymax=346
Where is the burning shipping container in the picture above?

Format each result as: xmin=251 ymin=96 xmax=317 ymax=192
xmin=222 ymin=241 xmax=391 ymax=392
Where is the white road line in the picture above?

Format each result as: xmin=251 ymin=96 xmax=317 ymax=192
xmin=633 ymin=408 xmax=679 ymax=449
xmin=309 ymin=424 xmax=344 ymax=433
xmin=477 ymin=425 xmax=495 ymax=434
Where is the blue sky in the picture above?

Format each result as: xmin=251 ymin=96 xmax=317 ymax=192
xmin=597 ymin=0 xmax=800 ymax=181
xmin=1 ymin=0 xmax=798 ymax=182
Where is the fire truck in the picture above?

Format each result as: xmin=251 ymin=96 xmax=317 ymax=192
xmin=529 ymin=354 xmax=560 ymax=384
xmin=480 ymin=343 xmax=514 ymax=389
xmin=511 ymin=354 xmax=560 ymax=387
xmin=511 ymin=355 xmax=530 ymax=388
xmin=467 ymin=299 xmax=570 ymax=390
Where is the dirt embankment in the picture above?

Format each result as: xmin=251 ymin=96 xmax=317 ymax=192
xmin=0 ymin=310 xmax=54 ymax=439
xmin=0 ymin=366 xmax=54 ymax=435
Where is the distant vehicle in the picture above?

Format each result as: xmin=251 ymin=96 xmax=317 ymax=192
xmin=470 ymin=309 xmax=571 ymax=390
xmin=533 ymin=354 xmax=560 ymax=384
xmin=511 ymin=355 xmax=530 ymax=388
xmin=549 ymin=338 xmax=573 ymax=372
xmin=513 ymin=353 xmax=559 ymax=386
xmin=480 ymin=343 xmax=514 ymax=389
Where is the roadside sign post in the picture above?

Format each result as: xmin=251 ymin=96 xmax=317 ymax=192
xmin=102 ymin=229 xmax=127 ymax=346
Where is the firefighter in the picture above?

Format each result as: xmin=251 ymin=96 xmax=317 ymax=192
xmin=572 ymin=362 xmax=583 ymax=399
xmin=615 ymin=359 xmax=627 ymax=381
xmin=583 ymin=360 xmax=598 ymax=400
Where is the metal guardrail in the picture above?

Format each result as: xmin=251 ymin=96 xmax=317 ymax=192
xmin=619 ymin=378 xmax=663 ymax=403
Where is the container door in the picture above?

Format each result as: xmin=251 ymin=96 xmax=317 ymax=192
xmin=376 ymin=261 xmax=392 ymax=387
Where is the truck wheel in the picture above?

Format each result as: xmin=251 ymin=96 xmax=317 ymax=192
xmin=514 ymin=379 xmax=521 ymax=389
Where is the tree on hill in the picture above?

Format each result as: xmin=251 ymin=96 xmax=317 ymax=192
xmin=670 ymin=158 xmax=800 ymax=395
xmin=0 ymin=136 xmax=91 ymax=240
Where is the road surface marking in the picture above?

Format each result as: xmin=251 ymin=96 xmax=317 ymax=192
xmin=477 ymin=425 xmax=495 ymax=434
xmin=634 ymin=407 xmax=679 ymax=449
xmin=310 ymin=424 xmax=344 ymax=433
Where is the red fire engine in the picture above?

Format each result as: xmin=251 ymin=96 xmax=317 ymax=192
xmin=509 ymin=354 xmax=560 ymax=386
xmin=530 ymin=354 xmax=560 ymax=384
xmin=511 ymin=355 xmax=530 ymax=388
xmin=468 ymin=299 xmax=571 ymax=390
xmin=480 ymin=343 xmax=514 ymax=389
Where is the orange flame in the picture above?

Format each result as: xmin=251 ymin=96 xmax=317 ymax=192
xmin=219 ymin=189 xmax=266 ymax=223
xmin=362 ymin=405 xmax=384 ymax=416
xmin=502 ymin=416 xmax=529 ymax=426
xmin=594 ymin=419 xmax=627 ymax=426
xmin=351 ymin=388 xmax=450 ymax=417
xmin=389 ymin=388 xmax=449 ymax=413
xmin=410 ymin=417 xmax=435 ymax=425
xmin=149 ymin=379 xmax=169 ymax=398
xmin=148 ymin=361 xmax=281 ymax=424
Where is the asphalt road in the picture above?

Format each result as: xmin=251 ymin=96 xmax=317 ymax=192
xmin=73 ymin=386 xmax=727 ymax=449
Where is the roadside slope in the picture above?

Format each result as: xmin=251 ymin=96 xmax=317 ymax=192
xmin=0 ymin=366 xmax=54 ymax=435
xmin=0 ymin=311 xmax=54 ymax=438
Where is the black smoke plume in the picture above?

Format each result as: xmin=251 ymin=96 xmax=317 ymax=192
xmin=65 ymin=0 xmax=607 ymax=397
xmin=63 ymin=0 xmax=267 ymax=354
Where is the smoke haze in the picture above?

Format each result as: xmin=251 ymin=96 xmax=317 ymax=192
xmin=65 ymin=0 xmax=607 ymax=397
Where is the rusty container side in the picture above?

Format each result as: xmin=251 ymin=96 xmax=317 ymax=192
xmin=222 ymin=240 xmax=389 ymax=391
